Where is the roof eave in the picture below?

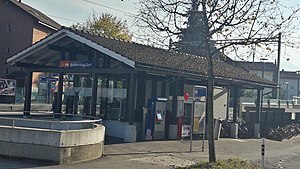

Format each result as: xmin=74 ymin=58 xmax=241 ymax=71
xmin=7 ymin=29 xmax=136 ymax=68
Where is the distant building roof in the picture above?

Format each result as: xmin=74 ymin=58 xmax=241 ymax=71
xmin=280 ymin=71 xmax=298 ymax=79
xmin=9 ymin=0 xmax=61 ymax=30
xmin=236 ymin=61 xmax=277 ymax=72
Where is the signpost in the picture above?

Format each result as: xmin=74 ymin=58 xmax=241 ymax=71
xmin=194 ymin=86 xmax=207 ymax=152
xmin=261 ymin=138 xmax=265 ymax=169
xmin=190 ymin=95 xmax=194 ymax=152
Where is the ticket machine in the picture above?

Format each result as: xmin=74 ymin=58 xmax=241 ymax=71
xmin=169 ymin=96 xmax=198 ymax=139
xmin=170 ymin=86 xmax=207 ymax=139
xmin=145 ymin=97 xmax=167 ymax=140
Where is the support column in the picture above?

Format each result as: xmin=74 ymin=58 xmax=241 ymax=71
xmin=226 ymin=88 xmax=230 ymax=120
xmin=254 ymin=89 xmax=262 ymax=138
xmin=57 ymin=73 xmax=63 ymax=113
xmin=103 ymin=55 xmax=110 ymax=119
xmin=161 ymin=81 xmax=166 ymax=97
xmin=260 ymin=88 xmax=264 ymax=134
xmin=136 ymin=73 xmax=146 ymax=122
xmin=151 ymin=79 xmax=157 ymax=97
xmin=232 ymin=86 xmax=239 ymax=124
xmin=91 ymin=74 xmax=98 ymax=116
xmin=127 ymin=73 xmax=136 ymax=125
xmin=73 ymin=75 xmax=80 ymax=114
xmin=177 ymin=77 xmax=185 ymax=96
xmin=57 ymin=50 xmax=65 ymax=114
xmin=83 ymin=77 xmax=92 ymax=115
xmin=23 ymin=72 xmax=32 ymax=117
xmin=125 ymin=73 xmax=137 ymax=142
xmin=104 ymin=77 xmax=109 ymax=118
xmin=256 ymin=89 xmax=262 ymax=123
xmin=170 ymin=80 xmax=178 ymax=124
xmin=230 ymin=86 xmax=239 ymax=139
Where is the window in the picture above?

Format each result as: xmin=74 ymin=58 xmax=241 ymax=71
xmin=7 ymin=24 xmax=11 ymax=33
xmin=291 ymin=86 xmax=294 ymax=90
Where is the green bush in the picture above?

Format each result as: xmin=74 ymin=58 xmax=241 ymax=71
xmin=176 ymin=158 xmax=258 ymax=169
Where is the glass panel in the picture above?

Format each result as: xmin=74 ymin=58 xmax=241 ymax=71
xmin=97 ymin=77 xmax=127 ymax=121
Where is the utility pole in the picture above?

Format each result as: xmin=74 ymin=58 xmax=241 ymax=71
xmin=297 ymin=70 xmax=300 ymax=96
xmin=275 ymin=33 xmax=282 ymax=99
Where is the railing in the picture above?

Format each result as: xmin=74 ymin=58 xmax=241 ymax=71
xmin=0 ymin=113 xmax=102 ymax=131
xmin=242 ymin=99 xmax=300 ymax=109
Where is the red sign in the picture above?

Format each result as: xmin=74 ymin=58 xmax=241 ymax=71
xmin=59 ymin=60 xmax=70 ymax=67
xmin=184 ymin=92 xmax=189 ymax=101
xmin=59 ymin=60 xmax=93 ymax=68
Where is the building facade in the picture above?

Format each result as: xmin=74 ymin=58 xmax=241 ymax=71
xmin=236 ymin=61 xmax=277 ymax=102
xmin=279 ymin=71 xmax=300 ymax=100
xmin=0 ymin=0 xmax=61 ymax=103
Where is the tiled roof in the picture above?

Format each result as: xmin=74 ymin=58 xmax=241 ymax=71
xmin=68 ymin=28 xmax=275 ymax=87
xmin=10 ymin=0 xmax=61 ymax=30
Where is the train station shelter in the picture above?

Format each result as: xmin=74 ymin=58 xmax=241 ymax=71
xmin=7 ymin=27 xmax=277 ymax=141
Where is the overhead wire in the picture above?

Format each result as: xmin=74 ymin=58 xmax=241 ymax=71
xmin=81 ymin=0 xmax=137 ymax=16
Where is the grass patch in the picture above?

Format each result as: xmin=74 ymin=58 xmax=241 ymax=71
xmin=176 ymin=158 xmax=258 ymax=169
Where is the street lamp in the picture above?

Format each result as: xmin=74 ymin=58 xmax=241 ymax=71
xmin=285 ymin=81 xmax=289 ymax=100
xmin=296 ymin=70 xmax=300 ymax=96
xmin=260 ymin=58 xmax=268 ymax=79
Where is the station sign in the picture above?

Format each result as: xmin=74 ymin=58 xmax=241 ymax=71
xmin=59 ymin=60 xmax=93 ymax=68
xmin=39 ymin=77 xmax=58 ymax=82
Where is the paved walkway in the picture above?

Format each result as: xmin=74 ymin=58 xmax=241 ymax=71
xmin=2 ymin=137 xmax=300 ymax=169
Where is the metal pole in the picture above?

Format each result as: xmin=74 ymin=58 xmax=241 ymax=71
xmin=297 ymin=71 xmax=300 ymax=96
xmin=286 ymin=82 xmax=289 ymax=100
xmin=202 ymin=113 xmax=205 ymax=152
xmin=276 ymin=33 xmax=282 ymax=99
xmin=24 ymin=72 xmax=32 ymax=117
xmin=262 ymin=62 xmax=266 ymax=79
xmin=190 ymin=99 xmax=195 ymax=152
xmin=260 ymin=89 xmax=264 ymax=133
xmin=261 ymin=138 xmax=265 ymax=169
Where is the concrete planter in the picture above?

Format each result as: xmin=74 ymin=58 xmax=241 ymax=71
xmin=0 ymin=124 xmax=105 ymax=164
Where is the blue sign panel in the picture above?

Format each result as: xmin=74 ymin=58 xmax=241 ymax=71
xmin=194 ymin=86 xmax=206 ymax=98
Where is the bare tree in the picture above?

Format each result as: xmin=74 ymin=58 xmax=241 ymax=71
xmin=136 ymin=0 xmax=300 ymax=162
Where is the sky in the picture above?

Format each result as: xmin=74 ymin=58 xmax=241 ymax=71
xmin=21 ymin=0 xmax=300 ymax=72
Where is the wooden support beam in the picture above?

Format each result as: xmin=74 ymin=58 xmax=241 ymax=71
xmin=232 ymin=86 xmax=239 ymax=124
xmin=23 ymin=72 xmax=32 ymax=116
xmin=91 ymin=52 xmax=99 ymax=116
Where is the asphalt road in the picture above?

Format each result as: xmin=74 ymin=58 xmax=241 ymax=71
xmin=1 ymin=137 xmax=300 ymax=169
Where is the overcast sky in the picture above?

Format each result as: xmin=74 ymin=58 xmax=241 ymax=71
xmin=21 ymin=0 xmax=300 ymax=71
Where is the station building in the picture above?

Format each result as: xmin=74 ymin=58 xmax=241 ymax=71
xmin=7 ymin=27 xmax=277 ymax=142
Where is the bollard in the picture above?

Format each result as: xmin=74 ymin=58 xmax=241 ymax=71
xmin=261 ymin=138 xmax=265 ymax=169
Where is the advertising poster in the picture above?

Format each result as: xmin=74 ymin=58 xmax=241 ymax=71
xmin=0 ymin=78 xmax=16 ymax=96
xmin=182 ymin=125 xmax=191 ymax=137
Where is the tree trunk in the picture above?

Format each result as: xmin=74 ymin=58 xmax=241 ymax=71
xmin=201 ymin=0 xmax=216 ymax=163
xmin=207 ymin=66 xmax=216 ymax=162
